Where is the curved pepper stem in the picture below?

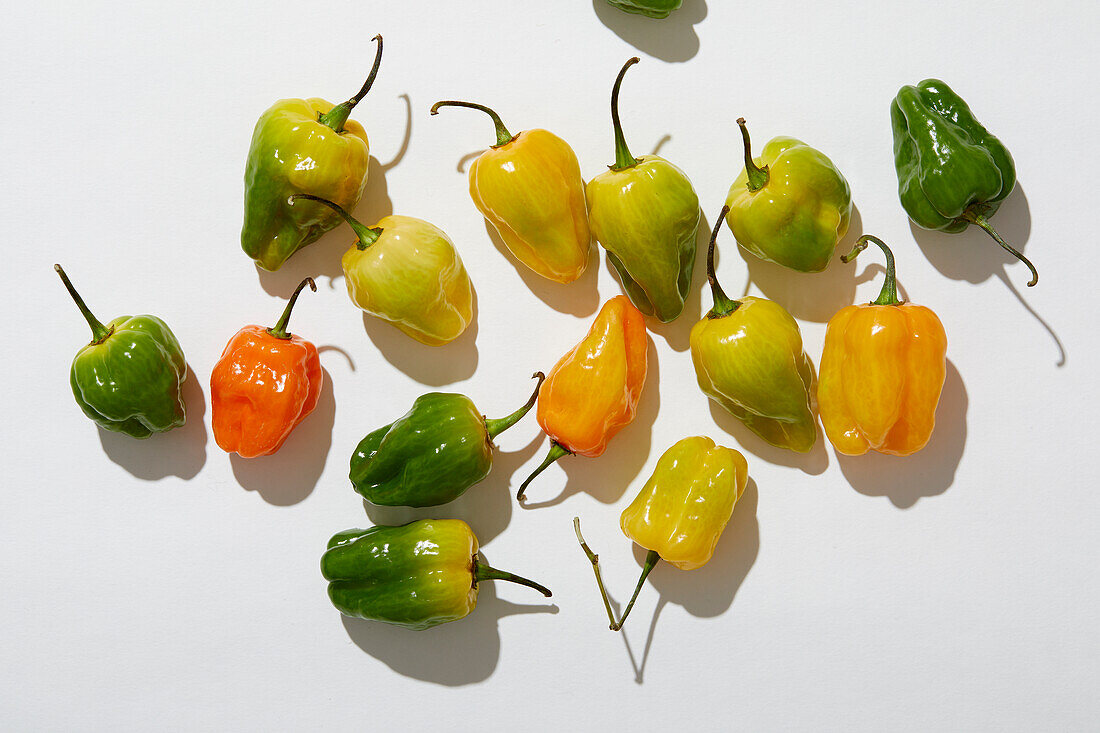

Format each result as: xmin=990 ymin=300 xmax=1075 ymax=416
xmin=609 ymin=57 xmax=642 ymax=171
xmin=54 ymin=264 xmax=111 ymax=344
xmin=268 ymin=277 xmax=316 ymax=340
xmin=573 ymin=517 xmax=619 ymax=630
xmin=842 ymin=235 xmax=902 ymax=306
xmin=430 ymin=100 xmax=514 ymax=147
xmin=961 ymin=211 xmax=1039 ymax=287
xmin=705 ymin=205 xmax=741 ymax=319
xmin=517 ymin=442 xmax=571 ymax=501
xmin=485 ymin=372 xmax=546 ymax=439
xmin=737 ymin=117 xmax=770 ymax=191
xmin=318 ymin=34 xmax=383 ymax=133
xmin=473 ymin=560 xmax=552 ymax=597
xmin=288 ymin=194 xmax=382 ymax=250
xmin=613 ymin=549 xmax=660 ymax=632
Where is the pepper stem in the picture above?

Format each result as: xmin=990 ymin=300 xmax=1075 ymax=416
xmin=841 ymin=235 xmax=902 ymax=306
xmin=430 ymin=100 xmax=514 ymax=147
xmin=267 ymin=277 xmax=316 ymax=340
xmin=318 ymin=35 xmax=383 ymax=133
xmin=737 ymin=117 xmax=770 ymax=191
xmin=962 ymin=211 xmax=1038 ymax=287
xmin=612 ymin=550 xmax=660 ymax=632
xmin=474 ymin=561 xmax=552 ymax=597
xmin=54 ymin=264 xmax=111 ymax=344
xmin=705 ymin=205 xmax=740 ymax=319
xmin=517 ymin=442 xmax=571 ymax=501
xmin=573 ymin=517 xmax=619 ymax=630
xmin=288 ymin=194 xmax=382 ymax=249
xmin=609 ymin=57 xmax=641 ymax=171
xmin=485 ymin=372 xmax=546 ymax=439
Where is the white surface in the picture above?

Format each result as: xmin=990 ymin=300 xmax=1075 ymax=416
xmin=1 ymin=1 xmax=1097 ymax=730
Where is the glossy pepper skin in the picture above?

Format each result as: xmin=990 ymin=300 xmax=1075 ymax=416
xmin=518 ymin=295 xmax=648 ymax=500
xmin=818 ymin=235 xmax=947 ymax=456
xmin=587 ymin=57 xmax=700 ymax=323
xmin=430 ymin=101 xmax=591 ymax=283
xmin=55 ymin=265 xmax=186 ymax=438
xmin=690 ymin=209 xmax=817 ymax=452
xmin=351 ymin=373 xmax=544 ymax=507
xmin=891 ymin=78 xmax=1037 ymax=286
xmin=725 ymin=118 xmax=852 ymax=273
xmin=605 ymin=0 xmax=682 ymax=18
xmin=210 ymin=278 xmax=323 ymax=458
xmin=241 ymin=36 xmax=382 ymax=271
xmin=290 ymin=195 xmax=474 ymax=346
xmin=321 ymin=519 xmax=551 ymax=630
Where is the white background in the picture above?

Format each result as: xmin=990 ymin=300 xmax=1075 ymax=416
xmin=1 ymin=1 xmax=1097 ymax=730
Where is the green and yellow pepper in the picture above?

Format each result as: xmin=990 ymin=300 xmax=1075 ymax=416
xmin=241 ymin=36 xmax=382 ymax=271
xmin=891 ymin=78 xmax=1037 ymax=286
xmin=604 ymin=0 xmax=682 ymax=18
xmin=587 ymin=57 xmax=700 ymax=323
xmin=55 ymin=265 xmax=187 ymax=438
xmin=321 ymin=519 xmax=551 ymax=630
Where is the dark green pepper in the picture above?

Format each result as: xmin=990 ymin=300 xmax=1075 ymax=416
xmin=604 ymin=0 xmax=682 ymax=18
xmin=321 ymin=519 xmax=552 ymax=630
xmin=891 ymin=78 xmax=1037 ymax=286
xmin=350 ymin=373 xmax=544 ymax=507
xmin=55 ymin=265 xmax=187 ymax=438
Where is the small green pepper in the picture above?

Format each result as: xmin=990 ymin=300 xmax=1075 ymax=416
xmin=321 ymin=519 xmax=552 ymax=630
xmin=351 ymin=374 xmax=544 ymax=507
xmin=891 ymin=78 xmax=1037 ymax=286
xmin=55 ymin=265 xmax=187 ymax=438
xmin=604 ymin=0 xmax=683 ymax=18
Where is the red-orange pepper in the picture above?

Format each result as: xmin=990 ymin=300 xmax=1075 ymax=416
xmin=211 ymin=278 xmax=324 ymax=458
xmin=517 ymin=295 xmax=648 ymax=500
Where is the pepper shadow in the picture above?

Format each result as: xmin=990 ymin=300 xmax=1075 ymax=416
xmin=643 ymin=208 xmax=709 ymax=352
xmin=519 ymin=335 xmax=660 ymax=509
xmin=836 ymin=360 xmax=967 ymax=508
xmin=229 ymin=366 xmax=336 ymax=505
xmin=97 ymin=362 xmax=208 ymax=481
xmin=484 ymin=222 xmax=600 ymax=318
xmin=339 ymin=561 xmax=559 ymax=686
xmin=591 ymin=0 xmax=708 ymax=63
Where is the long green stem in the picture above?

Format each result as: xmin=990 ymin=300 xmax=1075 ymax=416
xmin=737 ymin=117 xmax=770 ymax=191
xmin=485 ymin=372 xmax=546 ymax=439
xmin=705 ymin=205 xmax=740 ymax=319
xmin=54 ymin=264 xmax=111 ymax=343
xmin=841 ymin=234 xmax=901 ymax=306
xmin=474 ymin=561 xmax=552 ymax=597
xmin=288 ymin=194 xmax=382 ymax=249
xmin=573 ymin=517 xmax=619 ymax=630
xmin=318 ymin=35 xmax=383 ymax=133
xmin=517 ymin=442 xmax=571 ymax=501
xmin=430 ymin=100 xmax=514 ymax=147
xmin=268 ymin=277 xmax=316 ymax=339
xmin=962 ymin=210 xmax=1038 ymax=287
xmin=612 ymin=550 xmax=660 ymax=632
xmin=610 ymin=57 xmax=641 ymax=171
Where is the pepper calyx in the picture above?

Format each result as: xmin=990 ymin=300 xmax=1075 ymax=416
xmin=484 ymin=372 xmax=546 ymax=441
xmin=318 ymin=35 xmax=383 ymax=133
xmin=609 ymin=57 xmax=643 ymax=171
xmin=842 ymin=235 xmax=902 ymax=306
xmin=959 ymin=207 xmax=1038 ymax=287
xmin=267 ymin=277 xmax=316 ymax=340
xmin=288 ymin=194 xmax=382 ymax=249
xmin=517 ymin=441 xmax=572 ymax=502
xmin=737 ymin=117 xmax=770 ymax=192
xmin=55 ymin=264 xmax=114 ymax=345
xmin=704 ymin=206 xmax=742 ymax=319
xmin=430 ymin=100 xmax=517 ymax=148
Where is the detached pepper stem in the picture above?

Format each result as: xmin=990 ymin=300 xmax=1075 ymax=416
xmin=54 ymin=264 xmax=111 ymax=344
xmin=474 ymin=561 xmax=552 ymax=597
xmin=610 ymin=57 xmax=642 ymax=171
xmin=705 ymin=205 xmax=740 ymax=318
xmin=430 ymin=100 xmax=514 ymax=147
xmin=288 ymin=194 xmax=382 ymax=249
xmin=962 ymin=211 xmax=1039 ymax=287
xmin=318 ymin=35 xmax=383 ymax=133
xmin=485 ymin=372 xmax=546 ymax=439
xmin=573 ymin=517 xmax=619 ymax=630
xmin=268 ymin=277 xmax=316 ymax=340
xmin=842 ymin=235 xmax=902 ymax=306
xmin=517 ymin=442 xmax=571 ymax=501
xmin=737 ymin=117 xmax=770 ymax=191
xmin=613 ymin=550 xmax=660 ymax=632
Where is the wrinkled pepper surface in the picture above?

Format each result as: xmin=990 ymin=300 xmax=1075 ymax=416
xmin=587 ymin=57 xmax=700 ymax=323
xmin=605 ymin=0 xmax=682 ymax=18
xmin=351 ymin=373 xmax=544 ymax=507
xmin=210 ymin=278 xmax=323 ymax=458
xmin=430 ymin=100 xmax=590 ymax=283
xmin=818 ymin=235 xmax=947 ymax=456
xmin=321 ymin=519 xmax=551 ymax=630
xmin=241 ymin=36 xmax=382 ymax=271
xmin=575 ymin=436 xmax=749 ymax=631
xmin=690 ymin=208 xmax=817 ymax=452
xmin=290 ymin=195 xmax=474 ymax=346
xmin=891 ymin=78 xmax=1037 ymax=286
xmin=725 ymin=117 xmax=852 ymax=273
xmin=55 ymin=264 xmax=187 ymax=438
xmin=518 ymin=295 xmax=648 ymax=500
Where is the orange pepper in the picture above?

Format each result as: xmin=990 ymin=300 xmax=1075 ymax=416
xmin=211 ymin=278 xmax=324 ymax=458
xmin=817 ymin=236 xmax=947 ymax=456
xmin=518 ymin=295 xmax=648 ymax=500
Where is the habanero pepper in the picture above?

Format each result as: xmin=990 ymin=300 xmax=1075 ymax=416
xmin=818 ymin=235 xmax=947 ymax=456
xmin=604 ymin=0 xmax=683 ymax=18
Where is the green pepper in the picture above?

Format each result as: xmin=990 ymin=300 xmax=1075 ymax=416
xmin=351 ymin=374 xmax=544 ymax=507
xmin=55 ymin=265 xmax=187 ymax=438
xmin=604 ymin=0 xmax=683 ymax=18
xmin=891 ymin=78 xmax=1037 ymax=286
xmin=321 ymin=519 xmax=552 ymax=630
xmin=241 ymin=36 xmax=383 ymax=271
xmin=586 ymin=57 xmax=700 ymax=323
